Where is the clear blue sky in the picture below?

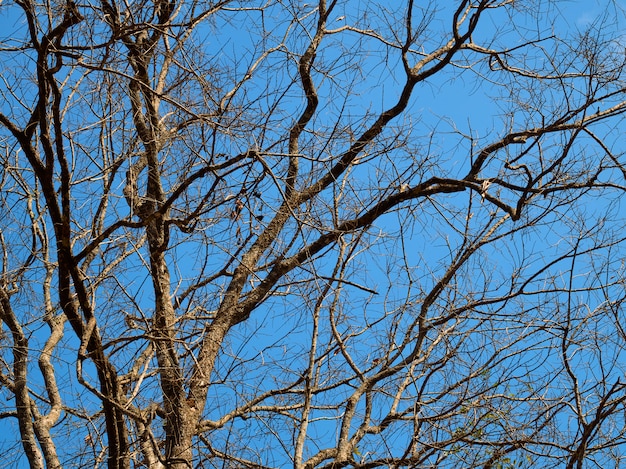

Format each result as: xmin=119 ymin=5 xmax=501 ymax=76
xmin=1 ymin=0 xmax=626 ymax=467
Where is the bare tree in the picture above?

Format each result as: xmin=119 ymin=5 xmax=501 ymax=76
xmin=2 ymin=0 xmax=626 ymax=467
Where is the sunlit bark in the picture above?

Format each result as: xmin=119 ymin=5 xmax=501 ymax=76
xmin=1 ymin=0 xmax=626 ymax=468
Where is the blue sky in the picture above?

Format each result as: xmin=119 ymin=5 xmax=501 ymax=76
xmin=2 ymin=0 xmax=626 ymax=467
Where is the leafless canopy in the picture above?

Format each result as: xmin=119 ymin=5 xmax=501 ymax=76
xmin=2 ymin=0 xmax=626 ymax=468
